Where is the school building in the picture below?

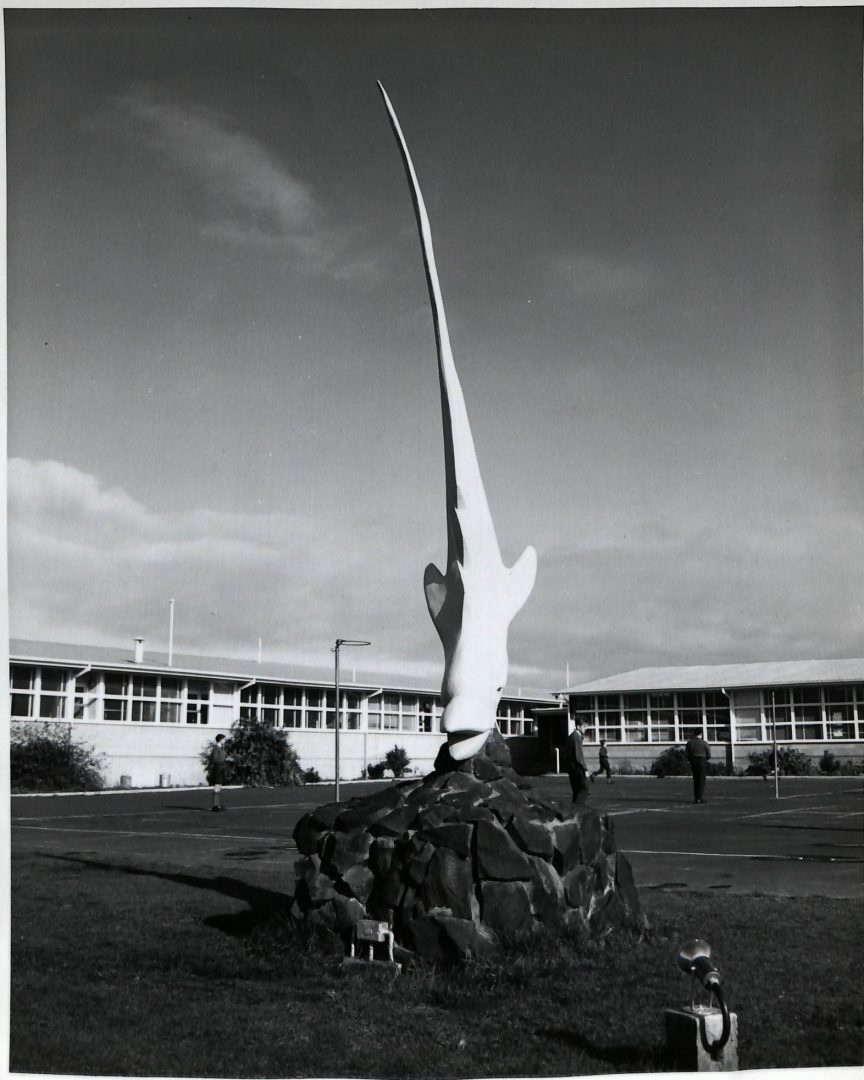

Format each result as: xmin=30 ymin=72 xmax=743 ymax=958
xmin=559 ymin=659 xmax=864 ymax=772
xmin=8 ymin=638 xmax=552 ymax=787
xmin=9 ymin=641 xmax=863 ymax=785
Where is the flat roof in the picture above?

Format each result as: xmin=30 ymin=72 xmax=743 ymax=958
xmin=9 ymin=638 xmax=555 ymax=704
xmin=564 ymin=658 xmax=864 ymax=695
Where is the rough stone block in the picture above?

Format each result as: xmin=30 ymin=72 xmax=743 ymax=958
xmin=472 ymin=755 xmax=504 ymax=782
xmin=418 ymin=822 xmax=474 ymax=858
xmin=615 ymin=852 xmax=643 ymax=922
xmin=405 ymin=838 xmax=436 ymax=887
xmin=476 ymin=819 xmax=533 ymax=881
xmin=481 ymin=880 xmax=533 ymax=935
xmin=340 ymin=864 xmax=375 ymax=904
xmin=562 ymin=864 xmax=595 ymax=910
xmin=552 ymin=819 xmax=583 ymax=874
xmin=371 ymin=804 xmax=418 ymax=837
xmin=525 ymin=854 xmax=566 ymax=923
xmin=368 ymin=836 xmax=395 ymax=877
xmin=293 ymin=814 xmax=325 ymax=856
xmin=579 ymin=810 xmax=606 ymax=866
xmin=321 ymin=829 xmax=373 ymax=877
xmin=508 ymin=812 xmax=555 ymax=859
xmin=422 ymin=846 xmax=475 ymax=920
xmin=330 ymin=894 xmax=367 ymax=932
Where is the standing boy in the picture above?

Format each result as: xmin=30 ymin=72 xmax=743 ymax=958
xmin=210 ymin=734 xmax=228 ymax=812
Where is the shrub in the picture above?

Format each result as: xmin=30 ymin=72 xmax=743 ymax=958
xmin=839 ymin=758 xmax=863 ymax=776
xmin=200 ymin=716 xmax=305 ymax=787
xmin=650 ymin=746 xmax=690 ymax=777
xmin=302 ymin=767 xmax=321 ymax=784
xmin=746 ymin=747 xmax=814 ymax=777
xmin=365 ymin=761 xmax=386 ymax=780
xmin=384 ymin=745 xmax=411 ymax=778
xmin=11 ymin=722 xmax=105 ymax=793
xmin=819 ymin=750 xmax=841 ymax=775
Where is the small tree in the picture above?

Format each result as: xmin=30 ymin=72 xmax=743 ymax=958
xmin=200 ymin=716 xmax=305 ymax=787
xmin=746 ymin=747 xmax=813 ymax=776
xmin=650 ymin=746 xmax=690 ymax=777
xmin=384 ymin=745 xmax=411 ymax=777
xmin=819 ymin=750 xmax=841 ymax=775
xmin=11 ymin=722 xmax=105 ymax=793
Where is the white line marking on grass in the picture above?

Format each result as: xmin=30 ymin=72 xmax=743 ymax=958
xmin=608 ymin=808 xmax=672 ymax=816
xmin=740 ymin=805 xmax=864 ymax=820
xmin=622 ymin=848 xmax=859 ymax=861
xmin=12 ymin=825 xmax=296 ymax=844
xmin=12 ymin=801 xmax=315 ymax=823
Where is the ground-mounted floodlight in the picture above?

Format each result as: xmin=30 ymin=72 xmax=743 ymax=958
xmin=666 ymin=939 xmax=737 ymax=1071
xmin=332 ymin=639 xmax=371 ymax=802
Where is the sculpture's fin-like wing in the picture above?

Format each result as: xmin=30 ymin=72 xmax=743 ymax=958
xmin=423 ymin=562 xmax=449 ymax=628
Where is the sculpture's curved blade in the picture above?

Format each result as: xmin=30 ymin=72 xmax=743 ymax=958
xmin=379 ymin=82 xmax=536 ymax=760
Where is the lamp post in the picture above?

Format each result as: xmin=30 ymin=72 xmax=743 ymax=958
xmin=332 ymin=639 xmax=371 ymax=802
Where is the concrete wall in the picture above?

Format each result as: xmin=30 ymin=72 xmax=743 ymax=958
xmin=59 ymin=721 xmax=453 ymax=788
xmin=19 ymin=720 xmax=863 ymax=788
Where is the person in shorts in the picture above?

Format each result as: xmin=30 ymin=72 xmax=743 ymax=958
xmin=210 ymin=734 xmax=228 ymax=812
xmin=590 ymin=740 xmax=613 ymax=784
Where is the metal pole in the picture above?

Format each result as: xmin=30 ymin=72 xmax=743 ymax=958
xmin=168 ymin=599 xmax=175 ymax=667
xmin=771 ymin=689 xmax=779 ymax=799
xmin=331 ymin=639 xmax=371 ymax=804
xmin=334 ymin=640 xmax=342 ymax=803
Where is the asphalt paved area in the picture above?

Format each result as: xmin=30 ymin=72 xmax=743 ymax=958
xmin=11 ymin=775 xmax=863 ymax=900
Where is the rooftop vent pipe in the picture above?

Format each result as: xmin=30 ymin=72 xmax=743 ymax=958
xmin=133 ymin=638 xmax=145 ymax=664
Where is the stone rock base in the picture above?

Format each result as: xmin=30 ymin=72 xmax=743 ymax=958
xmin=292 ymin=732 xmax=644 ymax=961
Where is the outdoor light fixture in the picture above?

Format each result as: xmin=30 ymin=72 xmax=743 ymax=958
xmin=332 ymin=638 xmax=371 ymax=802
xmin=676 ymin=940 xmax=732 ymax=1054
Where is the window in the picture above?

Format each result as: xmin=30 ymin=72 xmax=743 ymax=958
xmin=792 ymin=686 xmax=823 ymax=740
xmin=596 ymin=694 xmax=621 ymax=742
xmin=826 ymin=685 xmax=855 ymax=740
xmin=306 ymin=690 xmax=324 ymax=729
xmin=283 ymin=687 xmax=303 ymax=728
xmin=678 ymin=692 xmax=703 ymax=740
xmin=74 ymin=671 xmax=101 ymax=721
xmin=418 ymin=696 xmax=436 ymax=733
xmin=623 ymin=693 xmax=647 ymax=742
xmin=10 ymin=665 xmax=35 ymax=718
xmin=103 ymin=673 xmax=128 ymax=722
xmin=765 ymin=688 xmax=792 ymax=741
xmin=38 ymin=668 xmax=68 ymax=718
xmin=572 ymin=695 xmax=595 ymax=741
xmin=649 ymin=693 xmax=675 ymax=742
xmin=186 ymin=680 xmax=209 ymax=725
xmin=497 ymin=701 xmax=536 ymax=737
xmin=704 ymin=691 xmax=730 ymax=741
xmin=733 ymin=689 xmax=762 ymax=741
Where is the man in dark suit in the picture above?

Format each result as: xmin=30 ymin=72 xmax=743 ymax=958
xmin=565 ymin=718 xmax=590 ymax=806
xmin=685 ymin=733 xmax=711 ymax=803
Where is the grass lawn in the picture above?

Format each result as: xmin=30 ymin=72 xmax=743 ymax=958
xmin=11 ymin=846 xmax=863 ymax=1077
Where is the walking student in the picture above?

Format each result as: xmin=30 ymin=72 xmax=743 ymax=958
xmin=564 ymin=717 xmax=590 ymax=806
xmin=210 ymin=733 xmax=228 ymax=812
xmin=590 ymin=740 xmax=613 ymax=784
xmin=685 ymin=731 xmax=711 ymax=804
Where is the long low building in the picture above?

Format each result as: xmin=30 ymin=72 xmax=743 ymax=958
xmin=561 ymin=659 xmax=864 ymax=771
xmin=8 ymin=638 xmax=553 ymax=787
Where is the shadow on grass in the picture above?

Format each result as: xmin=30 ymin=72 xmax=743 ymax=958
xmin=540 ymin=1027 xmax=666 ymax=1071
xmin=41 ymin=853 xmax=293 ymax=938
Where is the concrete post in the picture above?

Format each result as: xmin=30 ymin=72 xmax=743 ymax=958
xmin=665 ymin=1006 xmax=738 ymax=1071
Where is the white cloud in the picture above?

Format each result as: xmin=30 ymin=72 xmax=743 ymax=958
xmin=92 ymin=88 xmax=388 ymax=285
xmin=6 ymin=458 xmax=445 ymax=683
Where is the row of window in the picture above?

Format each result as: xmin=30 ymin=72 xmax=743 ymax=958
xmin=9 ymin=666 xmax=537 ymax=736
xmin=569 ymin=685 xmax=864 ymax=743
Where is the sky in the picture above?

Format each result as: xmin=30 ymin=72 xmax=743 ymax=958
xmin=5 ymin=4 xmax=863 ymax=694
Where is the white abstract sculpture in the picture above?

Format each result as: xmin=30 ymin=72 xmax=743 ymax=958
xmin=379 ymin=83 xmax=537 ymax=761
